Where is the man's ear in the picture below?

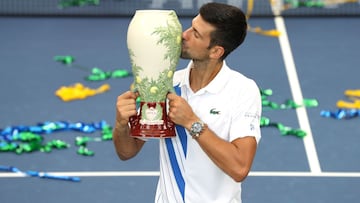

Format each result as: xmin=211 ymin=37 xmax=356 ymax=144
xmin=209 ymin=45 xmax=225 ymax=60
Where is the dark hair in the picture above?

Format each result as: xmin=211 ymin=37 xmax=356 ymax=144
xmin=199 ymin=2 xmax=247 ymax=60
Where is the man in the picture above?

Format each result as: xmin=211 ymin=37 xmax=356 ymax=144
xmin=113 ymin=2 xmax=261 ymax=202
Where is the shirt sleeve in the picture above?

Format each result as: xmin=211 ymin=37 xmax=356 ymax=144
xmin=229 ymin=80 xmax=262 ymax=143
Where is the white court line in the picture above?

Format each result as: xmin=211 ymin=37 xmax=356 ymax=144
xmin=250 ymin=171 xmax=360 ymax=177
xmin=1 ymin=171 xmax=360 ymax=178
xmin=273 ymin=16 xmax=322 ymax=174
xmin=0 ymin=171 xmax=160 ymax=178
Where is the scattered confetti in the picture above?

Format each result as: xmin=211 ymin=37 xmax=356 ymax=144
xmin=58 ymin=0 xmax=100 ymax=9
xmin=55 ymin=83 xmax=110 ymax=102
xmin=260 ymin=88 xmax=318 ymax=137
xmin=0 ymin=120 xmax=112 ymax=155
xmin=261 ymin=116 xmax=307 ymax=137
xmin=320 ymin=109 xmax=360 ymax=119
xmin=54 ymin=55 xmax=75 ymax=65
xmin=54 ymin=55 xmax=132 ymax=81
xmin=321 ymin=89 xmax=360 ymax=119
xmin=86 ymin=67 xmax=132 ymax=81
xmin=0 ymin=165 xmax=80 ymax=182
xmin=261 ymin=89 xmax=318 ymax=110
xmin=336 ymin=89 xmax=360 ymax=109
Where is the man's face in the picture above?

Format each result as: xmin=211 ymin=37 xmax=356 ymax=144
xmin=181 ymin=15 xmax=215 ymax=61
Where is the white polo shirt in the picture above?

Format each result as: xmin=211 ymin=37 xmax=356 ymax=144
xmin=155 ymin=61 xmax=261 ymax=203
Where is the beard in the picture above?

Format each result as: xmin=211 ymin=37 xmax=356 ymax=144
xmin=180 ymin=45 xmax=193 ymax=59
xmin=180 ymin=43 xmax=210 ymax=61
xmin=180 ymin=51 xmax=191 ymax=59
xmin=180 ymin=42 xmax=192 ymax=59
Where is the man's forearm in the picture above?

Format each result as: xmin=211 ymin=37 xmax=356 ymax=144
xmin=112 ymin=121 xmax=145 ymax=160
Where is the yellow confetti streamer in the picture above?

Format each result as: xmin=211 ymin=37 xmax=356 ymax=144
xmin=344 ymin=89 xmax=360 ymax=97
xmin=274 ymin=0 xmax=358 ymax=13
xmin=336 ymin=100 xmax=360 ymax=109
xmin=246 ymin=0 xmax=281 ymax=37
xmin=248 ymin=26 xmax=281 ymax=37
xmin=336 ymin=89 xmax=360 ymax=109
xmin=55 ymin=83 xmax=110 ymax=102
xmin=324 ymin=0 xmax=358 ymax=6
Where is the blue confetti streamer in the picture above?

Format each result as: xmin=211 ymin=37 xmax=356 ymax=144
xmin=0 ymin=165 xmax=80 ymax=182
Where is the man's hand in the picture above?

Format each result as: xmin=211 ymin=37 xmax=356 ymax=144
xmin=116 ymin=91 xmax=139 ymax=127
xmin=113 ymin=91 xmax=144 ymax=161
xmin=167 ymin=92 xmax=199 ymax=130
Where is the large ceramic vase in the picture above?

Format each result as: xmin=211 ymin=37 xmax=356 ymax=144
xmin=127 ymin=10 xmax=182 ymax=138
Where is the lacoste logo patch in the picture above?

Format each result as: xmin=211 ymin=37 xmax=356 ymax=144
xmin=210 ymin=108 xmax=220 ymax=115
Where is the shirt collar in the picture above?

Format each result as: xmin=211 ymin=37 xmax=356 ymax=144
xmin=178 ymin=60 xmax=231 ymax=94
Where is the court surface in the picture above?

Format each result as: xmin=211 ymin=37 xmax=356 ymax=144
xmin=1 ymin=15 xmax=360 ymax=203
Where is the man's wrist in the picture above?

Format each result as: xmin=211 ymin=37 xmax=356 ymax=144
xmin=114 ymin=120 xmax=131 ymax=137
xmin=189 ymin=120 xmax=207 ymax=139
xmin=115 ymin=119 xmax=129 ymax=128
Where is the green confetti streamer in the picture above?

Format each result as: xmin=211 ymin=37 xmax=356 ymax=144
xmin=54 ymin=55 xmax=132 ymax=81
xmin=101 ymin=125 xmax=113 ymax=140
xmin=285 ymin=0 xmax=325 ymax=8
xmin=41 ymin=140 xmax=70 ymax=152
xmin=259 ymin=88 xmax=320 ymax=137
xmin=261 ymin=88 xmax=318 ymax=110
xmin=58 ymin=0 xmax=100 ymax=9
xmin=1 ymin=121 xmax=113 ymax=156
xmin=77 ymin=145 xmax=95 ymax=156
xmin=54 ymin=55 xmax=75 ymax=65
xmin=260 ymin=116 xmax=307 ymax=138
xmin=85 ymin=67 xmax=132 ymax=81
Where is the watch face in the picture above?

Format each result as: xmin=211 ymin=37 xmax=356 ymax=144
xmin=193 ymin=122 xmax=202 ymax=133
xmin=191 ymin=122 xmax=204 ymax=136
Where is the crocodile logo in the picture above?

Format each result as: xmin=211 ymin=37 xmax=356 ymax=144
xmin=210 ymin=108 xmax=220 ymax=115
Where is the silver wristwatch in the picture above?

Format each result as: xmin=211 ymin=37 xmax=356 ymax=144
xmin=189 ymin=121 xmax=206 ymax=138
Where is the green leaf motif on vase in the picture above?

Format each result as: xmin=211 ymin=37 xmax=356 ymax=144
xmin=130 ymin=11 xmax=182 ymax=102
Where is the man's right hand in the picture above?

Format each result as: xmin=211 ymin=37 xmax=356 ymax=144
xmin=115 ymin=91 xmax=139 ymax=127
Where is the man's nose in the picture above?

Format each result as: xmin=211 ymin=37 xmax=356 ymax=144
xmin=182 ymin=28 xmax=190 ymax=40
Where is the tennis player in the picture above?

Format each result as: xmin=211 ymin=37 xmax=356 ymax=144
xmin=113 ymin=2 xmax=261 ymax=202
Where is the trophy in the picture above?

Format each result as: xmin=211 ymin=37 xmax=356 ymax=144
xmin=127 ymin=10 xmax=182 ymax=138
